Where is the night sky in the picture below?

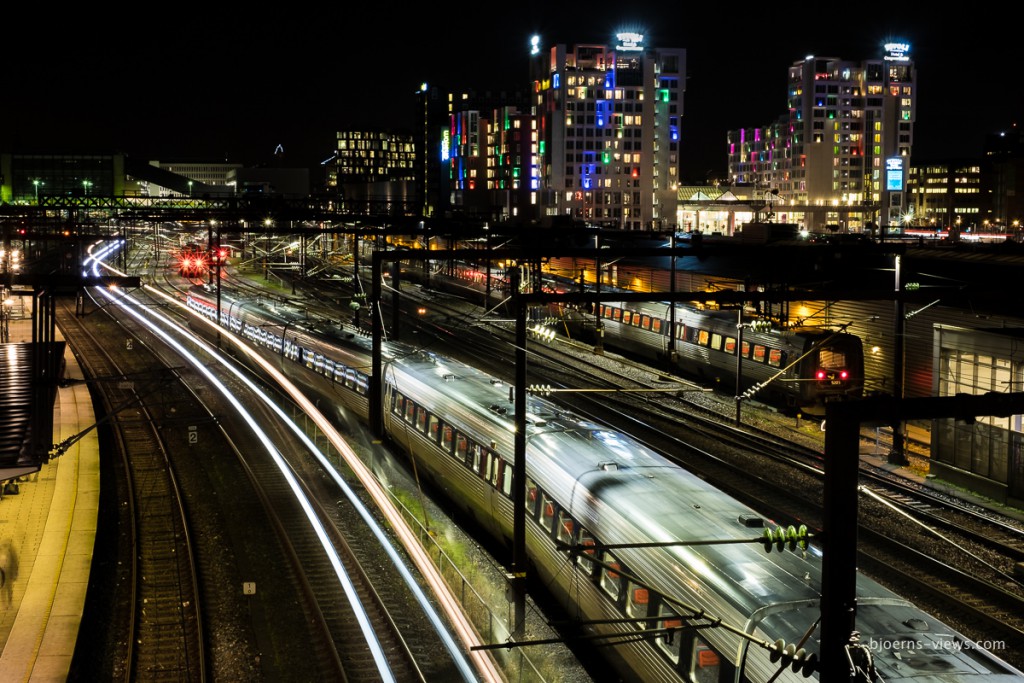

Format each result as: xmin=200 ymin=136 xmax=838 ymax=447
xmin=3 ymin=6 xmax=1020 ymax=183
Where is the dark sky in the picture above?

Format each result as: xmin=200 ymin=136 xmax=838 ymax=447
xmin=3 ymin=6 xmax=1020 ymax=183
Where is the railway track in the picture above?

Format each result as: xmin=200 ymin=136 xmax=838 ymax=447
xmin=55 ymin=296 xmax=206 ymax=682
xmin=225 ymin=258 xmax=1024 ymax=671
xmin=60 ymin=268 xmax=475 ymax=681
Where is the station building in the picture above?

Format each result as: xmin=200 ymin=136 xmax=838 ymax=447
xmin=931 ymin=325 xmax=1024 ymax=506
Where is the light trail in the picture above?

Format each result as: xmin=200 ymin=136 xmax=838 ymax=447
xmin=86 ymin=240 xmax=497 ymax=682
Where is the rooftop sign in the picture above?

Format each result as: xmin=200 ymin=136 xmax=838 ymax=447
xmin=883 ymin=42 xmax=911 ymax=62
xmin=615 ymin=32 xmax=644 ymax=52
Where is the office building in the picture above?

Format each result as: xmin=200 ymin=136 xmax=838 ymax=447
xmin=328 ymin=130 xmax=416 ymax=212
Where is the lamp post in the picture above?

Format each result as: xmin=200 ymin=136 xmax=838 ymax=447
xmin=33 ymin=179 xmax=43 ymax=203
xmin=82 ymin=179 xmax=92 ymax=196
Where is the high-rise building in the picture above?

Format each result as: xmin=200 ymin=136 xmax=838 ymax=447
xmin=728 ymin=42 xmax=916 ymax=231
xmin=530 ymin=33 xmax=685 ymax=230
xmin=448 ymin=105 xmax=535 ymax=221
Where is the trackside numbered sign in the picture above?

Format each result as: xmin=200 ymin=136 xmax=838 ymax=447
xmin=188 ymin=426 xmax=198 ymax=445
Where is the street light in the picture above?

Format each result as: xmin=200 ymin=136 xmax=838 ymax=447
xmin=33 ymin=179 xmax=43 ymax=203
xmin=82 ymin=179 xmax=92 ymax=196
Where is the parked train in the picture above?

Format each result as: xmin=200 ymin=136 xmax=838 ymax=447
xmin=185 ymin=286 xmax=1023 ymax=683
xmin=404 ymin=264 xmax=864 ymax=414
xmin=567 ymin=300 xmax=864 ymax=414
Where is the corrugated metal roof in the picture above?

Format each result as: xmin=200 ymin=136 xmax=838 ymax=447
xmin=1 ymin=343 xmax=43 ymax=481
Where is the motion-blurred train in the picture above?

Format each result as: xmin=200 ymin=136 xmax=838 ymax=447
xmin=186 ymin=285 xmax=1023 ymax=683
xmin=407 ymin=265 xmax=864 ymax=414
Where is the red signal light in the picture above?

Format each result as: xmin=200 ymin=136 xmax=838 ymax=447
xmin=816 ymin=370 xmax=826 ymax=380
xmin=840 ymin=370 xmax=849 ymax=379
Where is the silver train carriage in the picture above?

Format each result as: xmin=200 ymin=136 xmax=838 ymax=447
xmin=185 ymin=286 xmax=1022 ymax=683
xmin=563 ymin=300 xmax=864 ymax=414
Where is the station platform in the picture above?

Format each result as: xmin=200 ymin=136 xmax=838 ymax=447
xmin=0 ymin=316 xmax=98 ymax=682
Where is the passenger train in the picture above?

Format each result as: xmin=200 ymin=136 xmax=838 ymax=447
xmin=566 ymin=300 xmax=864 ymax=414
xmin=405 ymin=264 xmax=864 ymax=414
xmin=186 ymin=285 xmax=1023 ymax=683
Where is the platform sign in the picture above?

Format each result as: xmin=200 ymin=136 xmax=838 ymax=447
xmin=188 ymin=426 xmax=198 ymax=445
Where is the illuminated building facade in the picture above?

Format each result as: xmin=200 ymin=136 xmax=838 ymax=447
xmin=908 ymin=161 xmax=984 ymax=234
xmin=328 ymin=130 xmax=416 ymax=211
xmin=331 ymin=131 xmax=415 ymax=183
xmin=728 ymin=43 xmax=916 ymax=231
xmin=530 ymin=34 xmax=685 ymax=230
xmin=448 ymin=106 xmax=535 ymax=220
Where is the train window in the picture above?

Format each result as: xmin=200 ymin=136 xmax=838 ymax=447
xmin=427 ymin=416 xmax=441 ymax=443
xmin=469 ymin=444 xmax=484 ymax=475
xmin=691 ymin=637 xmax=721 ymax=683
xmin=622 ymin=310 xmax=632 ymax=325
xmin=697 ymin=329 xmax=710 ymax=346
xmin=323 ymin=358 xmax=334 ymax=376
xmin=441 ymin=425 xmax=454 ymax=453
xmin=599 ymin=552 xmax=623 ymax=602
xmin=392 ymin=394 xmax=405 ymax=417
xmin=638 ymin=314 xmax=649 ymax=329
xmin=404 ymin=400 xmax=416 ymax=423
xmin=752 ymin=345 xmax=766 ymax=363
xmin=655 ymin=604 xmax=684 ymax=663
xmin=540 ymin=494 xmax=556 ymax=532
xmin=612 ymin=308 xmax=622 ymax=322
xmin=676 ymin=325 xmax=686 ymax=341
xmin=819 ymin=348 xmax=846 ymax=368
xmin=710 ymin=333 xmax=723 ymax=351
xmin=499 ymin=461 xmax=512 ymax=497
xmin=741 ymin=341 xmax=751 ymax=358
xmin=304 ymin=349 xmax=315 ymax=370
xmin=576 ymin=529 xmax=596 ymax=574
xmin=415 ymin=407 xmax=428 ymax=433
xmin=600 ymin=304 xmax=611 ymax=318
xmin=344 ymin=369 xmax=357 ymax=389
xmin=651 ymin=318 xmax=662 ymax=334
xmin=556 ymin=511 xmax=574 ymax=546
xmin=768 ymin=349 xmax=785 ymax=367
xmin=526 ymin=478 xmax=539 ymax=516
xmin=723 ymin=336 xmax=736 ymax=354
xmin=625 ymin=585 xmax=649 ymax=619
xmin=455 ymin=434 xmax=469 ymax=460
xmin=354 ymin=373 xmax=368 ymax=395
